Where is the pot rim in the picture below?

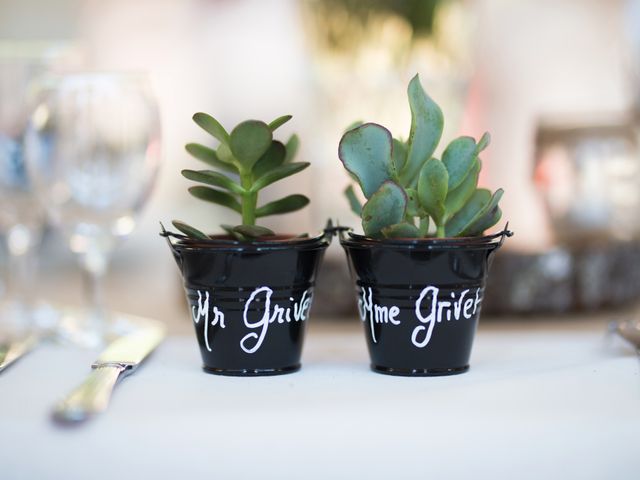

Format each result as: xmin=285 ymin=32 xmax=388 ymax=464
xmin=160 ymin=225 xmax=331 ymax=253
xmin=340 ymin=224 xmax=513 ymax=251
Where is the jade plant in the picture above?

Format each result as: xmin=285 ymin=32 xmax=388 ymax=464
xmin=173 ymin=113 xmax=308 ymax=240
xmin=339 ymin=74 xmax=503 ymax=239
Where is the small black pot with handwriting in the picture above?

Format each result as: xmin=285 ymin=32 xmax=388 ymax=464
xmin=340 ymin=229 xmax=511 ymax=376
xmin=164 ymin=231 xmax=330 ymax=376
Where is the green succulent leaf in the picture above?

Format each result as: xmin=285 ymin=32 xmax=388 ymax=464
xmin=399 ymin=74 xmax=444 ymax=185
xmin=405 ymin=187 xmax=421 ymax=217
xmin=188 ymin=186 xmax=241 ymax=213
xmin=250 ymin=162 xmax=310 ymax=192
xmin=344 ymin=184 xmax=363 ymax=216
xmin=233 ymin=224 xmax=275 ymax=238
xmin=216 ymin=142 xmax=236 ymax=165
xmin=220 ymin=223 xmax=239 ymax=237
xmin=445 ymin=189 xmax=492 ymax=237
xmin=185 ymin=143 xmax=238 ymax=174
xmin=444 ymin=158 xmax=480 ymax=218
xmin=256 ymin=194 xmax=310 ymax=217
xmin=344 ymin=120 xmax=364 ymax=132
xmin=417 ymin=158 xmax=448 ymax=224
xmin=192 ymin=113 xmax=230 ymax=144
xmin=339 ymin=123 xmax=395 ymax=199
xmin=382 ymin=222 xmax=421 ymax=238
xmin=268 ymin=115 xmax=292 ymax=131
xmin=284 ymin=134 xmax=299 ymax=163
xmin=181 ymin=169 xmax=245 ymax=195
xmin=476 ymin=132 xmax=491 ymax=154
xmin=171 ymin=220 xmax=209 ymax=240
xmin=229 ymin=120 xmax=273 ymax=170
xmin=465 ymin=206 xmax=502 ymax=236
xmin=392 ymin=138 xmax=408 ymax=175
xmin=442 ymin=136 xmax=478 ymax=191
xmin=252 ymin=141 xmax=286 ymax=178
xmin=461 ymin=189 xmax=504 ymax=236
xmin=419 ymin=216 xmax=430 ymax=236
xmin=361 ymin=181 xmax=407 ymax=237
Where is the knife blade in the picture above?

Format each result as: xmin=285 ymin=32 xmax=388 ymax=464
xmin=0 ymin=333 xmax=39 ymax=373
xmin=53 ymin=321 xmax=165 ymax=423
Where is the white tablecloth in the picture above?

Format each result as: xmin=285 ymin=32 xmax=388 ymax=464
xmin=1 ymin=321 xmax=638 ymax=480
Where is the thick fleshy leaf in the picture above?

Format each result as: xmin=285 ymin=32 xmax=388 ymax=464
xmin=442 ymin=136 xmax=477 ymax=190
xmin=256 ymin=194 xmax=309 ymax=217
xmin=344 ymin=120 xmax=363 ymax=132
xmin=233 ymin=225 xmax=275 ymax=238
xmin=382 ymin=222 xmax=421 ymax=238
xmin=361 ymin=181 xmax=407 ymax=237
xmin=268 ymin=115 xmax=292 ymax=131
xmin=461 ymin=189 xmax=504 ymax=236
xmin=465 ymin=206 xmax=502 ymax=236
xmin=252 ymin=141 xmax=286 ymax=178
xmin=229 ymin=120 xmax=273 ymax=170
xmin=399 ymin=74 xmax=444 ymax=185
xmin=192 ymin=113 xmax=229 ymax=144
xmin=344 ymin=184 xmax=363 ymax=216
xmin=181 ymin=169 xmax=245 ymax=194
xmin=220 ymin=224 xmax=238 ymax=236
xmin=476 ymin=132 xmax=491 ymax=154
xmin=444 ymin=189 xmax=491 ymax=237
xmin=444 ymin=158 xmax=480 ymax=218
xmin=172 ymin=220 xmax=209 ymax=239
xmin=185 ymin=143 xmax=238 ymax=174
xmin=216 ymin=142 xmax=235 ymax=164
xmin=250 ymin=162 xmax=309 ymax=192
xmin=417 ymin=158 xmax=448 ymax=224
xmin=392 ymin=138 xmax=407 ymax=175
xmin=188 ymin=186 xmax=241 ymax=213
xmin=405 ymin=187 xmax=421 ymax=217
xmin=339 ymin=123 xmax=395 ymax=199
xmin=419 ymin=216 xmax=430 ymax=236
xmin=284 ymin=134 xmax=299 ymax=163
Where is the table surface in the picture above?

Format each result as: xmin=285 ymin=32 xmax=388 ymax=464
xmin=1 ymin=319 xmax=638 ymax=480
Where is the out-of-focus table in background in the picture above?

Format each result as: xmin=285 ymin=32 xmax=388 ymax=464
xmin=1 ymin=317 xmax=638 ymax=480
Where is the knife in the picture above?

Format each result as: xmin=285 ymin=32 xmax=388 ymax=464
xmin=53 ymin=322 xmax=165 ymax=423
xmin=0 ymin=333 xmax=39 ymax=373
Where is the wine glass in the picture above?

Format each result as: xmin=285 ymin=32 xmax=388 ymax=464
xmin=25 ymin=72 xmax=161 ymax=347
xmin=0 ymin=52 xmax=50 ymax=341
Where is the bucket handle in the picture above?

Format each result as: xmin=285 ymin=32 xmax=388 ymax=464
xmin=159 ymin=222 xmax=184 ymax=269
xmin=323 ymin=219 xmax=351 ymax=241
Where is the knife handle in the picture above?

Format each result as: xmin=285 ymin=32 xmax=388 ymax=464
xmin=53 ymin=364 xmax=127 ymax=423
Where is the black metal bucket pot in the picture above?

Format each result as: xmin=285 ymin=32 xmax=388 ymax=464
xmin=162 ymin=228 xmax=330 ymax=376
xmin=340 ymin=227 xmax=512 ymax=376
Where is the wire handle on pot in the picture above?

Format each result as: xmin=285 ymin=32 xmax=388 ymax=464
xmin=159 ymin=222 xmax=184 ymax=268
xmin=322 ymin=219 xmax=351 ymax=241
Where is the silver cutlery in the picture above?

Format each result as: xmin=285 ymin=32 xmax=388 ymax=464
xmin=0 ymin=333 xmax=39 ymax=373
xmin=53 ymin=321 xmax=165 ymax=423
xmin=615 ymin=319 xmax=640 ymax=354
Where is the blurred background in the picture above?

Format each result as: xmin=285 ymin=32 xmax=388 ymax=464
xmin=2 ymin=0 xmax=640 ymax=332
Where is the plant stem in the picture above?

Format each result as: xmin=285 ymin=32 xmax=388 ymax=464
xmin=436 ymin=224 xmax=445 ymax=238
xmin=240 ymin=170 xmax=257 ymax=226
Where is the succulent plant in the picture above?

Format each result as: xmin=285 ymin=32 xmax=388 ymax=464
xmin=339 ymin=74 xmax=503 ymax=238
xmin=173 ymin=113 xmax=309 ymax=240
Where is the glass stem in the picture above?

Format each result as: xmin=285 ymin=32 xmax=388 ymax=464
xmin=80 ymin=248 xmax=109 ymax=330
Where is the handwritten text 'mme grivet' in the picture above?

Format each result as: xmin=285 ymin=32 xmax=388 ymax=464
xmin=358 ymin=286 xmax=482 ymax=348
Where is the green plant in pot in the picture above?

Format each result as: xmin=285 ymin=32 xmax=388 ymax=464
xmin=338 ymin=74 xmax=511 ymax=376
xmin=163 ymin=113 xmax=330 ymax=376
